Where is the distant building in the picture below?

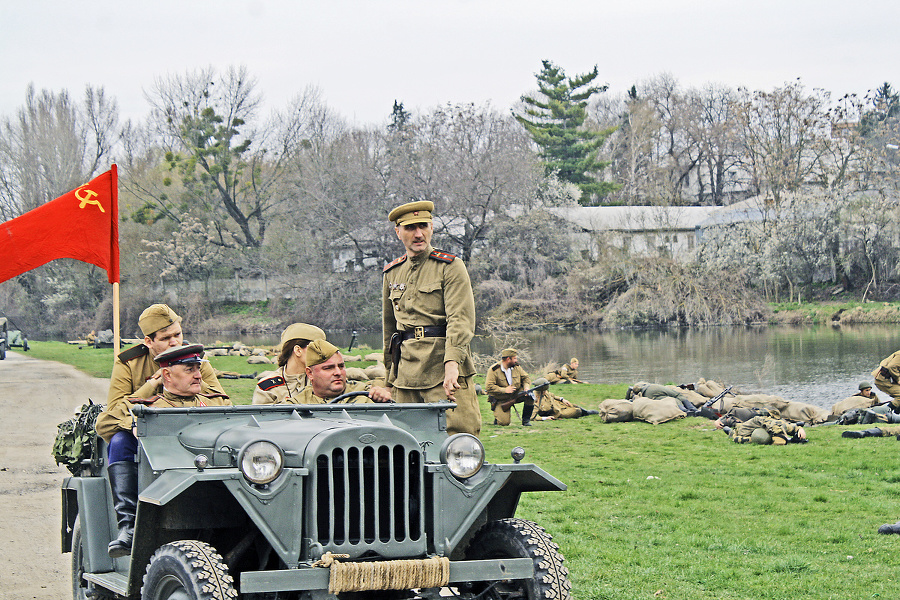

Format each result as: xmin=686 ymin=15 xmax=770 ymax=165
xmin=546 ymin=205 xmax=721 ymax=261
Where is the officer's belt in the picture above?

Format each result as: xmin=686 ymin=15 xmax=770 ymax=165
xmin=398 ymin=325 xmax=447 ymax=342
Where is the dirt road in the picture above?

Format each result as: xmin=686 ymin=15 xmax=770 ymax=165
xmin=0 ymin=351 xmax=108 ymax=600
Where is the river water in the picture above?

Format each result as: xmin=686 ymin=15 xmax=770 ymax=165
xmin=195 ymin=323 xmax=900 ymax=410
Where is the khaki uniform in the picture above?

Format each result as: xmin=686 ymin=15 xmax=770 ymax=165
xmin=382 ymin=245 xmax=479 ymax=436
xmin=545 ymin=363 xmax=579 ymax=384
xmin=729 ymin=415 xmax=803 ymax=444
xmin=96 ymin=389 xmax=232 ymax=443
xmin=252 ymin=368 xmax=309 ymax=404
xmin=291 ymin=380 xmax=374 ymax=404
xmin=873 ymin=351 xmax=900 ymax=408
xmin=485 ymin=361 xmax=530 ymax=426
xmin=106 ymin=344 xmax=223 ymax=409
xmin=534 ymin=390 xmax=583 ymax=420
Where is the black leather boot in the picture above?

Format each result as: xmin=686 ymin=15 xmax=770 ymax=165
xmin=522 ymin=396 xmax=534 ymax=426
xmin=878 ymin=521 xmax=900 ymax=534
xmin=842 ymin=428 xmax=883 ymax=438
xmin=107 ymin=461 xmax=138 ymax=558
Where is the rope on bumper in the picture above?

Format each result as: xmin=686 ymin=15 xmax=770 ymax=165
xmin=312 ymin=552 xmax=450 ymax=593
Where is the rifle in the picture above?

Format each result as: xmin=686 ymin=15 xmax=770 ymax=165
xmin=702 ymin=385 xmax=734 ymax=415
xmin=494 ymin=381 xmax=551 ymax=410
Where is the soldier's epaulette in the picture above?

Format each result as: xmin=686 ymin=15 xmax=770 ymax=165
xmin=429 ymin=249 xmax=456 ymax=263
xmin=490 ymin=363 xmax=502 ymax=371
xmin=129 ymin=394 xmax=160 ymax=405
xmin=118 ymin=343 xmax=149 ymax=363
xmin=199 ymin=391 xmax=230 ymax=400
xmin=257 ymin=376 xmax=286 ymax=391
xmin=383 ymin=254 xmax=408 ymax=273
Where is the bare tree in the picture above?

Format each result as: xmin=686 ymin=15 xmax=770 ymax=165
xmin=0 ymin=84 xmax=118 ymax=220
xmin=140 ymin=66 xmax=316 ymax=250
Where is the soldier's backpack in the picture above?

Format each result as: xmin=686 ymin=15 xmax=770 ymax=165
xmin=52 ymin=400 xmax=103 ymax=475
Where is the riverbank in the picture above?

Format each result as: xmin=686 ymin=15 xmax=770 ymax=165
xmin=5 ymin=349 xmax=900 ymax=600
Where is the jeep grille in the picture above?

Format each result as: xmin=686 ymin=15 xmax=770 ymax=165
xmin=313 ymin=444 xmax=425 ymax=556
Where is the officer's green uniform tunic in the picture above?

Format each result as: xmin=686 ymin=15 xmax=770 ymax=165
xmin=382 ymin=245 xmax=479 ymax=436
xmin=96 ymin=389 xmax=232 ymax=443
xmin=485 ymin=361 xmax=530 ymax=426
xmin=729 ymin=415 xmax=802 ymax=444
xmin=106 ymin=344 xmax=223 ymax=409
xmin=873 ymin=351 xmax=900 ymax=408
xmin=252 ymin=368 xmax=309 ymax=404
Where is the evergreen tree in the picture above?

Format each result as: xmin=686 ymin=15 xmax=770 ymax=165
xmin=515 ymin=60 xmax=618 ymax=205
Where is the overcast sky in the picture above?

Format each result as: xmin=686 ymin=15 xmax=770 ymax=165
xmin=3 ymin=0 xmax=899 ymax=127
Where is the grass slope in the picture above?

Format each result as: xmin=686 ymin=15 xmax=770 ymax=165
xmin=23 ymin=342 xmax=900 ymax=599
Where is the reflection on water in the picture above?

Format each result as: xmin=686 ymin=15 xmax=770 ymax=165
xmin=192 ymin=324 xmax=900 ymax=410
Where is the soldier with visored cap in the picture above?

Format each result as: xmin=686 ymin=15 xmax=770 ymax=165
xmin=382 ymin=200 xmax=479 ymax=436
xmin=252 ymin=322 xmax=326 ymax=404
xmin=95 ymin=344 xmax=231 ymax=559
xmin=106 ymin=303 xmax=223 ymax=410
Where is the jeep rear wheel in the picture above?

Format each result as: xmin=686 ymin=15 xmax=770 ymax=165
xmin=463 ymin=518 xmax=572 ymax=600
xmin=142 ymin=540 xmax=238 ymax=600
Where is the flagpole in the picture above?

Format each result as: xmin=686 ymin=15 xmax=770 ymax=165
xmin=113 ymin=282 xmax=120 ymax=354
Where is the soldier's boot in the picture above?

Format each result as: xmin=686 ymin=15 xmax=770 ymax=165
xmin=878 ymin=521 xmax=900 ymax=534
xmin=522 ymin=397 xmax=534 ymax=426
xmin=107 ymin=461 xmax=138 ymax=558
xmin=579 ymin=407 xmax=599 ymax=416
xmin=842 ymin=428 xmax=883 ymax=439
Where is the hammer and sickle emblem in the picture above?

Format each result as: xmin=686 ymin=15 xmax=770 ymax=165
xmin=75 ymin=186 xmax=105 ymax=213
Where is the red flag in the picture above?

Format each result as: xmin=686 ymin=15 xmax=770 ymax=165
xmin=0 ymin=165 xmax=119 ymax=283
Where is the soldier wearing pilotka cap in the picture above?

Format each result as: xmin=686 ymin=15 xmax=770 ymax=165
xmin=94 ymin=343 xmax=231 ymax=558
xmin=291 ymin=339 xmax=392 ymax=404
xmin=106 ymin=303 xmax=223 ymax=410
xmin=382 ymin=200 xmax=480 ymax=436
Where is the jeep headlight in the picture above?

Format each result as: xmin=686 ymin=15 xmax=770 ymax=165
xmin=440 ymin=433 xmax=484 ymax=479
xmin=239 ymin=441 xmax=284 ymax=485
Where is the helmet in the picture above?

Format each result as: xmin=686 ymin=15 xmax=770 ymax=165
xmin=750 ymin=428 xmax=773 ymax=445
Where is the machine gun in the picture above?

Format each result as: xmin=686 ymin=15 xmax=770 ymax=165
xmin=702 ymin=385 xmax=734 ymax=416
xmin=492 ymin=381 xmax=551 ymax=410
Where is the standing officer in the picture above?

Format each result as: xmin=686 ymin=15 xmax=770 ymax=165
xmin=485 ymin=348 xmax=533 ymax=427
xmin=382 ymin=200 xmax=479 ymax=436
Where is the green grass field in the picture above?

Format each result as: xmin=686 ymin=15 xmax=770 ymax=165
xmin=21 ymin=342 xmax=900 ymax=599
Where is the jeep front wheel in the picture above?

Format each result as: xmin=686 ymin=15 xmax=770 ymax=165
xmin=463 ymin=518 xmax=572 ymax=600
xmin=71 ymin=517 xmax=88 ymax=600
xmin=142 ymin=540 xmax=238 ymax=600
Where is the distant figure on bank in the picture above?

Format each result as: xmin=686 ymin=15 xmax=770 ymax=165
xmin=719 ymin=413 xmax=807 ymax=444
xmin=485 ymin=348 xmax=534 ymax=427
xmin=545 ymin=357 xmax=584 ymax=384
xmin=829 ymin=381 xmax=880 ymax=419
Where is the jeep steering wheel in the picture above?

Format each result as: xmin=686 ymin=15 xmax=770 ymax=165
xmin=327 ymin=390 xmax=372 ymax=404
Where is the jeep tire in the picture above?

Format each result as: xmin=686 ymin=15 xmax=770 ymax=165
xmin=142 ymin=540 xmax=238 ymax=600
xmin=463 ymin=518 xmax=572 ymax=600
xmin=71 ymin=517 xmax=89 ymax=600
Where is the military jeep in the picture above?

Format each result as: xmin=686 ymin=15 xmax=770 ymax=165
xmin=61 ymin=399 xmax=571 ymax=599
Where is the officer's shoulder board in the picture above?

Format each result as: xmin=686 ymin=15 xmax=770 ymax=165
xmin=257 ymin=375 xmax=286 ymax=391
xmin=118 ymin=343 xmax=149 ymax=363
xmin=489 ymin=363 xmax=502 ymax=371
xmin=428 ymin=249 xmax=456 ymax=263
xmin=199 ymin=391 xmax=230 ymax=400
xmin=383 ymin=254 xmax=408 ymax=273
